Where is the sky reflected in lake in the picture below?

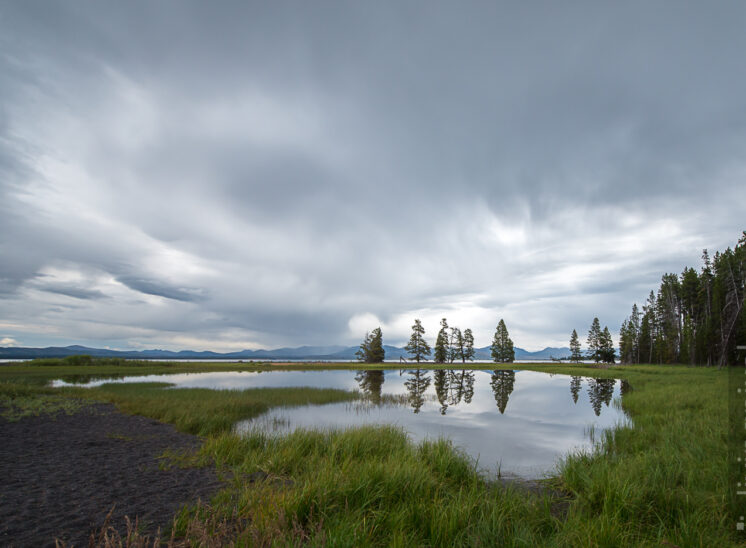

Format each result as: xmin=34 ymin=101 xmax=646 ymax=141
xmin=232 ymin=369 xmax=630 ymax=479
xmin=53 ymin=368 xmax=628 ymax=478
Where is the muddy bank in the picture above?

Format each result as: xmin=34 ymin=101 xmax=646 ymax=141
xmin=0 ymin=403 xmax=222 ymax=547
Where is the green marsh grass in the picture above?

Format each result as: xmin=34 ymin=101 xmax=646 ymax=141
xmin=0 ymin=361 xmax=739 ymax=545
xmin=85 ymin=382 xmax=357 ymax=436
xmin=178 ymin=427 xmax=557 ymax=546
xmin=173 ymin=364 xmax=737 ymax=546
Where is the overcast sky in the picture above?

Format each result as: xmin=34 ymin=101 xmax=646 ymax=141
xmin=1 ymin=1 xmax=745 ymax=351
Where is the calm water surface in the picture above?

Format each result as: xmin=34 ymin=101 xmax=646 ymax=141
xmin=236 ymin=370 xmax=628 ymax=478
xmin=54 ymin=369 xmax=628 ymax=478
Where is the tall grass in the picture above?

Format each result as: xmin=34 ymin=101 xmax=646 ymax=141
xmin=82 ymin=383 xmax=357 ymax=436
xmin=174 ymin=427 xmax=558 ymax=546
xmin=525 ymin=364 xmax=733 ymax=547
xmin=1 ymin=361 xmax=738 ymax=545
xmin=168 ymin=364 xmax=736 ymax=546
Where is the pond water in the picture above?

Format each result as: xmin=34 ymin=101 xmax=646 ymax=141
xmin=53 ymin=368 xmax=628 ymax=478
xmin=235 ymin=370 xmax=628 ymax=478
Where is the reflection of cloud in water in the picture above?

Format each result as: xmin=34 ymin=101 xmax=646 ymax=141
xmin=234 ymin=369 xmax=630 ymax=479
xmin=54 ymin=367 xmax=630 ymax=479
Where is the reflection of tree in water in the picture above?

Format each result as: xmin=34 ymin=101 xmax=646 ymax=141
xmin=433 ymin=370 xmax=449 ymax=414
xmin=587 ymin=378 xmax=616 ymax=416
xmin=449 ymin=370 xmax=475 ymax=406
xmin=620 ymin=380 xmax=631 ymax=397
xmin=490 ymin=370 xmax=516 ymax=414
xmin=570 ymin=376 xmax=582 ymax=404
xmin=404 ymin=369 xmax=432 ymax=413
xmin=432 ymin=370 xmax=476 ymax=415
xmin=355 ymin=370 xmax=385 ymax=404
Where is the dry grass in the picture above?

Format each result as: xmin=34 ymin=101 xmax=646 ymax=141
xmin=55 ymin=500 xmax=329 ymax=548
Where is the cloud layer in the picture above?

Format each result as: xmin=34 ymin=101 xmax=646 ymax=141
xmin=2 ymin=1 xmax=745 ymax=351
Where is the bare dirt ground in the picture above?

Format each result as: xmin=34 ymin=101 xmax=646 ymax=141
xmin=0 ymin=403 xmax=223 ymax=547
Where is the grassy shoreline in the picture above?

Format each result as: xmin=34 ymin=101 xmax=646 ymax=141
xmin=0 ymin=361 xmax=737 ymax=546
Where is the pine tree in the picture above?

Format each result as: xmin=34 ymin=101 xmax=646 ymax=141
xmin=463 ymin=329 xmax=475 ymax=362
xmin=450 ymin=327 xmax=464 ymax=363
xmin=619 ymin=319 xmax=634 ymax=364
xmin=355 ymin=327 xmax=385 ymax=363
xmin=643 ymin=291 xmax=658 ymax=363
xmin=639 ymin=308 xmax=653 ymax=364
xmin=355 ymin=332 xmax=372 ymax=363
xmin=630 ymin=303 xmax=641 ymax=363
xmin=600 ymin=326 xmax=616 ymax=363
xmin=369 ymin=327 xmax=385 ymax=363
xmin=569 ymin=329 xmax=582 ymax=362
xmin=434 ymin=318 xmax=449 ymax=364
xmin=405 ymin=319 xmax=431 ymax=363
xmin=587 ymin=317 xmax=602 ymax=363
xmin=491 ymin=319 xmax=515 ymax=363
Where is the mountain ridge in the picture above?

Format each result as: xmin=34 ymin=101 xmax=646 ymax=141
xmin=0 ymin=344 xmax=571 ymax=361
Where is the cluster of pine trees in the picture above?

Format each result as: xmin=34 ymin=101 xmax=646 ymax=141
xmin=357 ymin=318 xmax=516 ymax=364
xmin=433 ymin=318 xmax=476 ymax=363
xmin=403 ymin=318 xmax=478 ymax=364
xmin=568 ymin=318 xmax=615 ymax=363
xmin=618 ymin=232 xmax=746 ymax=366
xmin=586 ymin=318 xmax=616 ymax=363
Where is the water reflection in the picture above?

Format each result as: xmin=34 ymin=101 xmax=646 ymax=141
xmin=434 ymin=370 xmax=449 ymax=414
xmin=570 ymin=376 xmax=582 ymax=404
xmin=53 ymin=368 xmax=629 ymax=421
xmin=490 ymin=370 xmax=516 ymax=414
xmin=404 ymin=369 xmax=432 ymax=413
xmin=59 ymin=374 xmax=126 ymax=385
xmin=450 ymin=370 xmax=476 ymax=405
xmin=620 ymin=379 xmax=631 ymax=397
xmin=432 ymin=370 xmax=476 ymax=415
xmin=587 ymin=378 xmax=616 ymax=416
xmin=357 ymin=369 xmax=627 ymax=420
xmin=236 ymin=369 xmax=630 ymax=479
xmin=354 ymin=370 xmax=385 ymax=404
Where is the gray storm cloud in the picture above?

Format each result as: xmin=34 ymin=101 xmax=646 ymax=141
xmin=1 ymin=1 xmax=745 ymax=351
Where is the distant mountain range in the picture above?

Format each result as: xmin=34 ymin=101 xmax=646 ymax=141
xmin=0 ymin=344 xmax=571 ymax=361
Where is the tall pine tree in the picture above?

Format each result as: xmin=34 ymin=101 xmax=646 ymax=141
xmin=450 ymin=327 xmax=464 ymax=363
xmin=587 ymin=317 xmax=602 ymax=363
xmin=491 ymin=319 xmax=515 ymax=363
xmin=405 ymin=319 xmax=431 ymax=363
xmin=463 ymin=328 xmax=475 ymax=362
xmin=600 ymin=326 xmax=616 ymax=363
xmin=355 ymin=327 xmax=385 ymax=363
xmin=434 ymin=318 xmax=449 ymax=364
xmin=569 ymin=329 xmax=582 ymax=362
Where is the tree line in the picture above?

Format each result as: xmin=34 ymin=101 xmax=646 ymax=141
xmin=567 ymin=318 xmax=616 ymax=364
xmin=617 ymin=231 xmax=745 ymax=367
xmin=356 ymin=318 xmax=516 ymax=364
